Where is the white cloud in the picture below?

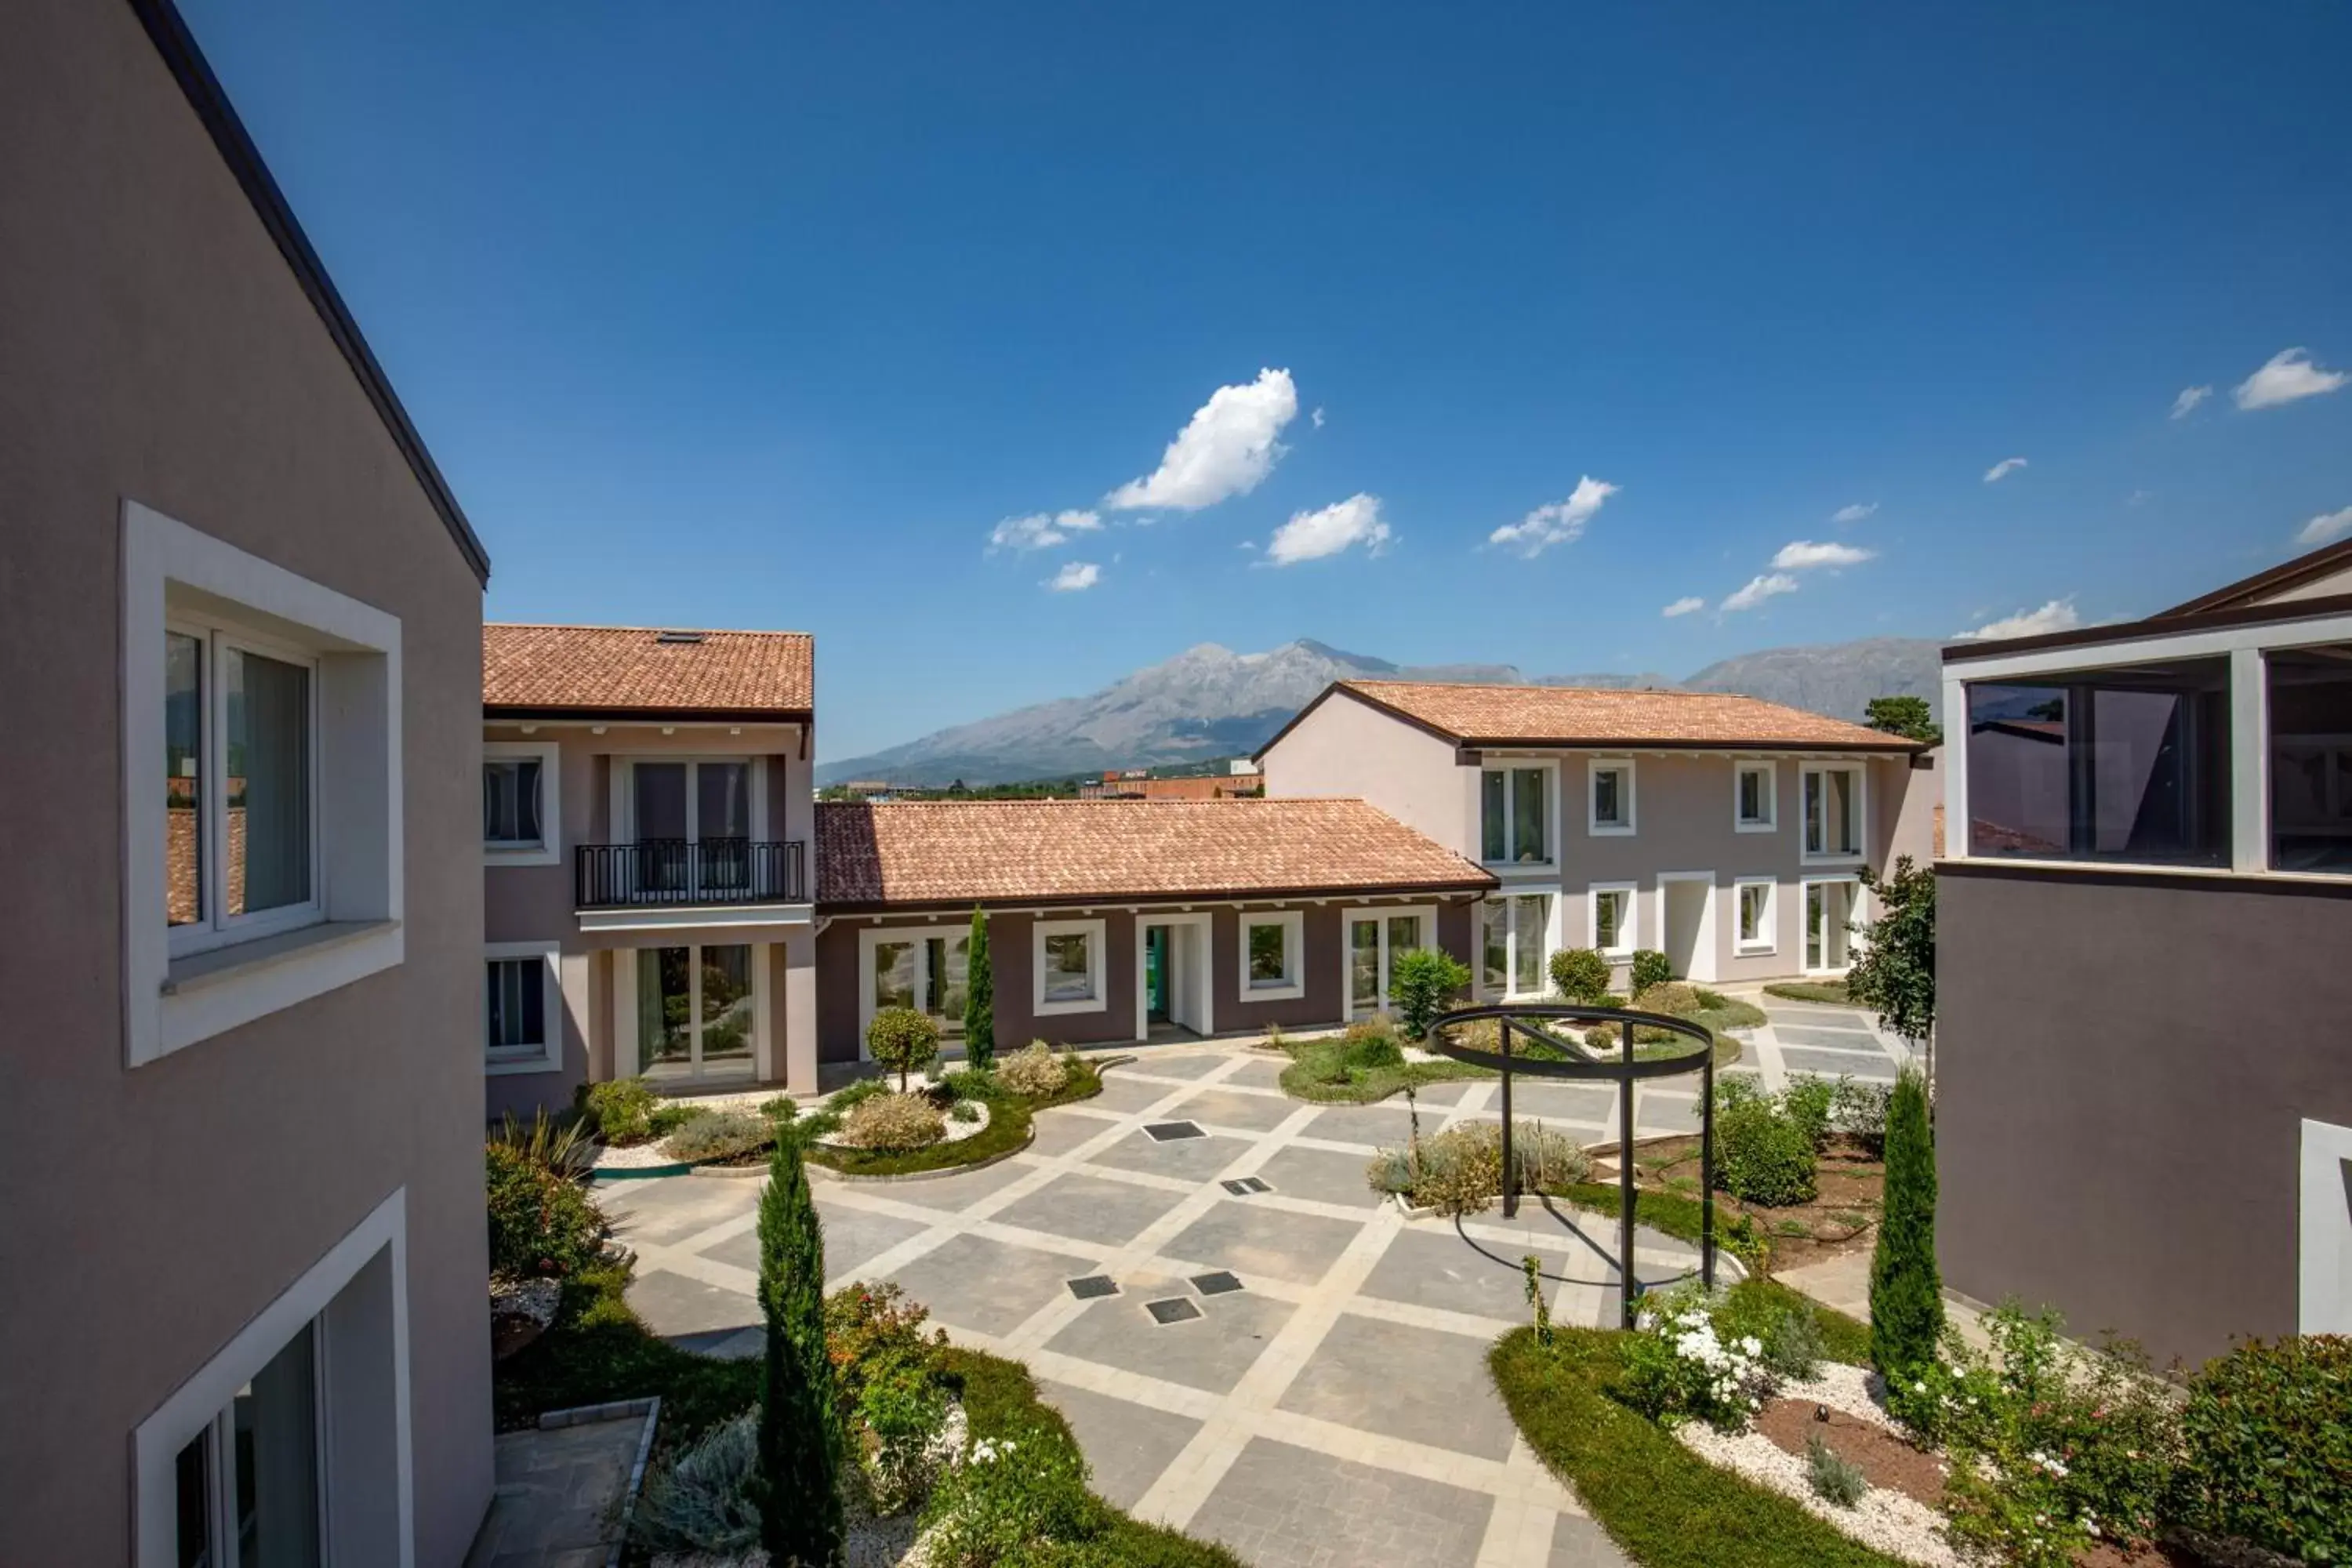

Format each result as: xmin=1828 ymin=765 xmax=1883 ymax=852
xmin=1831 ymin=502 xmax=1878 ymax=524
xmin=1311 ymin=406 xmax=1327 ymax=428
xmin=1661 ymin=596 xmax=1706 ymax=618
xmin=1770 ymin=539 xmax=1876 ymax=571
xmin=1957 ymin=597 xmax=2079 ymax=640
xmin=2169 ymin=385 xmax=2212 ymax=419
xmin=1983 ymin=457 xmax=2029 ymax=484
xmin=1720 ymin=572 xmax=1799 ymax=613
xmin=1265 ymin=494 xmax=1391 ymax=566
xmin=1105 ymin=368 xmax=1298 ymax=510
xmin=988 ymin=509 xmax=1102 ymax=553
xmin=1045 ymin=561 xmax=1101 ymax=592
xmin=1486 ymin=476 xmax=1620 ymax=557
xmin=2297 ymin=505 xmax=2352 ymax=546
xmin=2234 ymin=347 xmax=2347 ymax=411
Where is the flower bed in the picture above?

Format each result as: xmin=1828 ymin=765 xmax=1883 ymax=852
xmin=803 ymin=1050 xmax=1105 ymax=1179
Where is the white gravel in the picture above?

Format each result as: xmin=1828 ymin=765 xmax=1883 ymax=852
xmin=590 ymin=1141 xmax=687 ymax=1171
xmin=1673 ymin=1363 xmax=1959 ymax=1568
xmin=488 ymin=1276 xmax=559 ymax=1328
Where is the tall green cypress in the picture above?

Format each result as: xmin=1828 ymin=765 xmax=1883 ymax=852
xmin=757 ymin=1132 xmax=844 ymax=1566
xmin=1870 ymin=1067 xmax=1943 ymax=1381
xmin=963 ymin=905 xmax=995 ymax=1072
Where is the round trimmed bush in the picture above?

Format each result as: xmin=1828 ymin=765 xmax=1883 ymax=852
xmin=1715 ymin=1098 xmax=1818 ymax=1206
xmin=1630 ymin=982 xmax=1702 ymax=1018
xmin=1341 ymin=1018 xmax=1404 ymax=1072
xmin=1549 ymin=947 xmax=1612 ymax=1004
xmin=1628 ymin=949 xmax=1674 ymax=994
xmin=662 ymin=1109 xmax=775 ymax=1164
xmin=996 ymin=1040 xmax=1071 ymax=1098
xmin=866 ymin=1005 xmax=942 ymax=1093
xmin=576 ymin=1076 xmax=659 ymax=1145
xmin=839 ymin=1091 xmax=946 ymax=1152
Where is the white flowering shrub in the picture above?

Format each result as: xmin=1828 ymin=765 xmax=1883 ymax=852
xmin=920 ymin=1426 xmax=1103 ymax=1566
xmin=1619 ymin=1283 xmax=1776 ymax=1431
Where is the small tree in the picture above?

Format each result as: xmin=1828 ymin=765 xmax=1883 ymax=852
xmin=962 ymin=906 xmax=995 ymax=1071
xmin=1869 ymin=1067 xmax=1942 ymax=1384
xmin=757 ymin=1134 xmax=844 ymax=1566
xmin=1548 ymin=947 xmax=1611 ymax=1005
xmin=1390 ymin=947 xmax=1472 ymax=1042
xmin=1628 ymin=949 xmax=1674 ymax=994
xmin=866 ymin=1006 xmax=940 ymax=1094
xmin=1848 ymin=855 xmax=1936 ymax=1086
xmin=1864 ymin=695 xmax=1942 ymax=747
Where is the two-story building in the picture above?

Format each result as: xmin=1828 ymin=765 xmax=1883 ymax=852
xmin=1256 ymin=681 xmax=1936 ymax=991
xmin=481 ymin=624 xmax=818 ymax=1121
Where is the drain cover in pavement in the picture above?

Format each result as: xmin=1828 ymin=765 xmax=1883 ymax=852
xmin=1220 ymin=1176 xmax=1272 ymax=1196
xmin=1190 ymin=1271 xmax=1244 ymax=1296
xmin=1065 ymin=1275 xmax=1119 ymax=1301
xmin=1145 ymin=1297 xmax=1203 ymax=1325
xmin=1144 ymin=1121 xmax=1206 ymax=1142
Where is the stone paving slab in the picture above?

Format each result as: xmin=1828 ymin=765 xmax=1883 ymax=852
xmin=1276 ymin=1312 xmax=1519 ymax=1460
xmin=1782 ymin=1046 xmax=1896 ymax=1080
xmin=1160 ymin=1203 xmax=1366 ymax=1287
xmin=464 ymin=1411 xmax=646 ymax=1568
xmin=1085 ymin=1126 xmax=1258 ymax=1181
xmin=1043 ymin=1285 xmax=1298 ymax=1396
xmin=1775 ymin=1022 xmax=1883 ymax=1049
xmin=890 ymin=1231 xmax=1100 ymax=1339
xmin=1189 ymin=1436 xmax=1494 ymax=1568
xmin=991 ymin=1170 xmax=1196 ymax=1249
xmin=1250 ymin=1144 xmax=1389 ymax=1209
xmin=705 ymin=1203 xmax=926 ymax=1279
xmin=1037 ymin=1377 xmax=1206 ymax=1508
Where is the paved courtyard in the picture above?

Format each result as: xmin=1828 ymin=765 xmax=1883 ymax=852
xmin=600 ymin=996 xmax=1901 ymax=1568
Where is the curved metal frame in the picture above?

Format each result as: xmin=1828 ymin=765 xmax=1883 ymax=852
xmin=1424 ymin=1002 xmax=1717 ymax=1329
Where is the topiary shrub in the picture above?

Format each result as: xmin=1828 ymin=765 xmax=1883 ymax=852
xmin=962 ymin=906 xmax=995 ymax=1072
xmin=866 ymin=1005 xmax=942 ymax=1093
xmin=576 ymin=1076 xmax=659 ymax=1145
xmin=997 ymin=1040 xmax=1071 ymax=1098
xmin=1869 ymin=1068 xmax=1941 ymax=1382
xmin=663 ymin=1109 xmax=776 ymax=1164
xmin=839 ymin=1091 xmax=946 ymax=1152
xmin=2180 ymin=1334 xmax=2352 ymax=1563
xmin=757 ymin=1132 xmax=844 ymax=1566
xmin=1628 ymin=949 xmax=1674 ymax=993
xmin=485 ymin=1142 xmax=607 ymax=1280
xmin=1715 ymin=1097 xmax=1817 ymax=1206
xmin=1390 ymin=946 xmax=1472 ymax=1041
xmin=1549 ymin=946 xmax=1612 ymax=1004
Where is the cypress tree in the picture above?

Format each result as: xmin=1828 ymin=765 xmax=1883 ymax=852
xmin=963 ymin=905 xmax=995 ymax=1071
xmin=757 ymin=1132 xmax=844 ymax=1566
xmin=1869 ymin=1066 xmax=1943 ymax=1381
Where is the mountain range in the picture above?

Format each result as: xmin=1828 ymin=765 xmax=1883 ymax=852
xmin=815 ymin=635 xmax=1944 ymax=786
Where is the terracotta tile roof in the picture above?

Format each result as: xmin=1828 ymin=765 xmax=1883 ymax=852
xmin=483 ymin=624 xmax=814 ymax=716
xmin=816 ymin=798 xmax=1494 ymax=909
xmin=1327 ymin=680 xmax=1917 ymax=751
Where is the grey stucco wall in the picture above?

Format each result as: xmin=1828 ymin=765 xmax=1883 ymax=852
xmin=1937 ymin=862 xmax=2352 ymax=1369
xmin=0 ymin=0 xmax=493 ymax=1559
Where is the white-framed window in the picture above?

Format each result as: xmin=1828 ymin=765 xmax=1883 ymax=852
xmin=1734 ymin=760 xmax=1778 ymax=833
xmin=1239 ymin=909 xmax=1305 ymax=1001
xmin=1589 ymin=881 xmax=1637 ymax=958
xmin=1033 ymin=918 xmax=1107 ymax=1015
xmin=485 ymin=940 xmax=564 ymax=1075
xmin=1345 ymin=906 xmax=1436 ymax=1016
xmin=1479 ymin=761 xmax=1557 ymax=866
xmin=1802 ymin=877 xmax=1863 ymax=973
xmin=1588 ymin=758 xmax=1637 ymax=836
xmin=859 ymin=924 xmax=972 ymax=1042
xmin=1733 ymin=877 xmax=1777 ymax=955
xmin=125 ymin=502 xmax=404 ymax=1068
xmin=484 ymin=740 xmax=561 ymax=866
xmin=1801 ymin=763 xmax=1867 ymax=861
xmin=1479 ymin=893 xmax=1554 ymax=999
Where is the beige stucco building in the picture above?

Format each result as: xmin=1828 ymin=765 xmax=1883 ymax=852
xmin=2 ymin=0 xmax=494 ymax=1559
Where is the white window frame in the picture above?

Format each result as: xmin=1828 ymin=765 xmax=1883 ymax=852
xmin=483 ymin=739 xmax=561 ymax=866
xmin=125 ymin=502 xmax=404 ymax=1069
xmin=1343 ymin=904 xmax=1439 ymax=1017
xmin=1800 ymin=762 xmax=1868 ymax=863
xmin=1588 ymin=757 xmax=1638 ymax=837
xmin=1733 ymin=760 xmax=1779 ymax=833
xmin=1588 ymin=880 xmax=1639 ymax=959
xmin=1476 ymin=892 xmax=1555 ymax=1002
xmin=615 ymin=939 xmax=770 ymax=1082
xmin=857 ymin=921 xmax=975 ymax=1047
xmin=1237 ymin=909 xmax=1305 ymax=1001
xmin=1033 ymin=917 xmax=1108 ymax=1016
xmin=485 ymin=940 xmax=564 ymax=1075
xmin=1479 ymin=759 xmax=1560 ymax=868
xmin=1802 ymin=875 xmax=1865 ymax=975
xmin=1732 ymin=876 xmax=1777 ymax=956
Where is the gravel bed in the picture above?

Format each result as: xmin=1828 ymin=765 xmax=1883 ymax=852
xmin=488 ymin=1276 xmax=560 ymax=1328
xmin=590 ymin=1141 xmax=688 ymax=1171
xmin=1675 ymin=1363 xmax=1958 ymax=1568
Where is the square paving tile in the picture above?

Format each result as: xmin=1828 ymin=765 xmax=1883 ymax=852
xmin=1549 ymin=1512 xmax=1629 ymax=1566
xmin=1218 ymin=1056 xmax=1290 ymax=1089
xmin=1029 ymin=1109 xmax=1122 ymax=1157
xmin=1297 ymin=1101 xmax=1417 ymax=1148
xmin=1774 ymin=1022 xmax=1878 ymax=1048
xmin=1277 ymin=1313 xmax=1518 ymax=1459
xmin=1782 ymin=1046 xmax=1895 ymax=1080
xmin=990 ymin=1170 xmax=1192 ymax=1248
xmin=1189 ymin=1436 xmax=1494 ymax=1568
xmin=1160 ymin=1203 xmax=1367 ymax=1287
xmin=1120 ymin=1049 xmax=1229 ymax=1080
xmin=1505 ymin=1082 xmax=1620 ymax=1124
xmin=1085 ymin=1126 xmax=1253 ymax=1183
xmin=1247 ymin=1145 xmax=1388 ymax=1210
xmin=599 ymin=1179 xmax=753 ymax=1248
xmin=1635 ymin=1088 xmax=1702 ymax=1135
xmin=704 ymin=1203 xmax=925 ymax=1283
xmin=884 ymin=1232 xmax=1099 ymax=1339
xmin=1173 ymin=1087 xmax=1300 ymax=1134
xmin=837 ymin=1157 xmax=1034 ymax=1214
xmin=1034 ymin=1379 xmax=1203 ymax=1510
xmin=1042 ymin=1282 xmax=1294 ymax=1395
xmin=1359 ymin=1224 xmax=1616 ymax=1321
xmin=625 ymin=1266 xmax=759 ymax=1341
xmin=1087 ymin=1072 xmax=1185 ymax=1115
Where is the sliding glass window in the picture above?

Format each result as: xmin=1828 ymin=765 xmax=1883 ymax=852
xmin=2269 ymin=644 xmax=2352 ymax=874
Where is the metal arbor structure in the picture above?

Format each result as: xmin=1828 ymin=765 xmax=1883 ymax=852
xmin=1424 ymin=1002 xmax=1719 ymax=1329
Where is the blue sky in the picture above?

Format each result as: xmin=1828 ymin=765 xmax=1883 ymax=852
xmin=183 ymin=0 xmax=2351 ymax=760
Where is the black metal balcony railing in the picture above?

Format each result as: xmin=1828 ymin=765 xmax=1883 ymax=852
xmin=575 ymin=838 xmax=806 ymax=909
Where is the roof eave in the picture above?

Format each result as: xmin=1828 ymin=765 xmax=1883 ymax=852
xmin=816 ymin=877 xmax=1500 ymax=919
xmin=1942 ymin=590 xmax=2352 ymax=666
xmin=484 ymin=703 xmax=814 ymax=725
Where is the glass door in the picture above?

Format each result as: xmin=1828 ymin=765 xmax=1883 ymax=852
xmin=1145 ymin=927 xmax=1171 ymax=1023
xmin=631 ymin=760 xmax=752 ymax=900
xmin=1348 ymin=912 xmax=1429 ymax=1018
xmin=1804 ymin=881 xmax=1857 ymax=973
xmin=173 ymin=1324 xmax=322 ymax=1568
xmin=638 ymin=942 xmax=757 ymax=1082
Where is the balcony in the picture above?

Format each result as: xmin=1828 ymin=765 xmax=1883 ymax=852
xmin=575 ymin=838 xmax=808 ymax=916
